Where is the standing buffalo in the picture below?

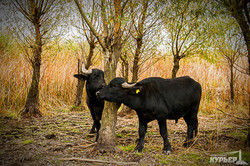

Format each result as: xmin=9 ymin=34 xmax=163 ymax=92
xmin=96 ymin=76 xmax=202 ymax=154
xmin=74 ymin=66 xmax=106 ymax=141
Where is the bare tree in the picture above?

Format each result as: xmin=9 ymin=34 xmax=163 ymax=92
xmin=120 ymin=0 xmax=164 ymax=82
xmin=216 ymin=0 xmax=250 ymax=147
xmin=11 ymin=0 xmax=64 ymax=117
xmin=216 ymin=26 xmax=246 ymax=102
xmin=216 ymin=0 xmax=249 ymax=74
xmin=164 ymin=0 xmax=211 ymax=78
xmin=71 ymin=0 xmax=100 ymax=109
xmin=74 ymin=0 xmax=127 ymax=152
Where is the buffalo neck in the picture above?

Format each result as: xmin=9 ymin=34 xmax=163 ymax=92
xmin=122 ymin=94 xmax=143 ymax=111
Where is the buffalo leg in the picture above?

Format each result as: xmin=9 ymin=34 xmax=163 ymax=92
xmin=135 ymin=120 xmax=147 ymax=152
xmin=183 ymin=114 xmax=198 ymax=147
xmin=89 ymin=109 xmax=97 ymax=134
xmin=95 ymin=120 xmax=101 ymax=142
xmin=157 ymin=119 xmax=172 ymax=154
xmin=90 ymin=123 xmax=96 ymax=134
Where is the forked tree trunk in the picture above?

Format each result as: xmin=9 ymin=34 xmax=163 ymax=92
xmin=96 ymin=0 xmax=122 ymax=152
xmin=172 ymin=56 xmax=180 ymax=78
xmin=74 ymin=43 xmax=95 ymax=108
xmin=20 ymin=21 xmax=42 ymax=118
xmin=73 ymin=0 xmax=122 ymax=152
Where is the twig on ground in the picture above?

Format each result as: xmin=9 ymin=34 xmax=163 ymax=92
xmin=214 ymin=108 xmax=249 ymax=121
xmin=73 ymin=142 xmax=96 ymax=148
xmin=58 ymin=158 xmax=138 ymax=165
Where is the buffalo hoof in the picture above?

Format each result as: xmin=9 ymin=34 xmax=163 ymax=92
xmin=133 ymin=149 xmax=141 ymax=153
xmin=183 ymin=142 xmax=188 ymax=147
xmin=163 ymin=150 xmax=172 ymax=155
xmin=183 ymin=140 xmax=193 ymax=147
xmin=89 ymin=130 xmax=97 ymax=134
xmin=134 ymin=146 xmax=143 ymax=153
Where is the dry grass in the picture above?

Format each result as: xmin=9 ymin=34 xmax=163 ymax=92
xmin=0 ymin=45 xmax=249 ymax=117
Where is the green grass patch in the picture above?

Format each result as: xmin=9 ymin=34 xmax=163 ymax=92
xmin=55 ymin=109 xmax=68 ymax=113
xmin=116 ymin=133 xmax=122 ymax=138
xmin=242 ymin=151 xmax=250 ymax=163
xmin=117 ymin=145 xmax=136 ymax=152
xmin=22 ymin=139 xmax=33 ymax=145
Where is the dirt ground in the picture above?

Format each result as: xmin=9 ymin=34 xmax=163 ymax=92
xmin=0 ymin=108 xmax=249 ymax=166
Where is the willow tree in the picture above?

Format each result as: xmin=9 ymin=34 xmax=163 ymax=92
xmin=118 ymin=0 xmax=164 ymax=82
xmin=216 ymin=0 xmax=249 ymax=74
xmin=71 ymin=0 xmax=99 ymax=108
xmin=11 ymin=0 xmax=64 ymax=117
xmin=74 ymin=0 xmax=127 ymax=152
xmin=216 ymin=0 xmax=250 ymax=147
xmin=164 ymin=0 xmax=211 ymax=78
xmin=216 ymin=25 xmax=245 ymax=102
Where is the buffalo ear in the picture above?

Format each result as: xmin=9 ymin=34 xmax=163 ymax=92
xmin=74 ymin=74 xmax=88 ymax=81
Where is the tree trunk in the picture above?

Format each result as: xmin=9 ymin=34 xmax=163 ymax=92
xmin=248 ymin=96 xmax=250 ymax=147
xmin=121 ymin=53 xmax=129 ymax=81
xmin=122 ymin=61 xmax=129 ymax=81
xmin=96 ymin=0 xmax=122 ymax=152
xmin=20 ymin=20 xmax=42 ymax=118
xmin=74 ymin=42 xmax=95 ymax=109
xmin=96 ymin=98 xmax=119 ymax=152
xmin=223 ymin=0 xmax=250 ymax=148
xmin=230 ymin=3 xmax=250 ymax=147
xmin=96 ymin=51 xmax=120 ymax=152
xmin=172 ymin=56 xmax=180 ymax=78
xmin=132 ymin=36 xmax=143 ymax=82
xmin=233 ymin=5 xmax=250 ymax=148
xmin=74 ymin=79 xmax=85 ymax=107
xmin=230 ymin=63 xmax=234 ymax=102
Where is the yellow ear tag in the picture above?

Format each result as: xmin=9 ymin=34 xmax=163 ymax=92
xmin=136 ymin=89 xmax=140 ymax=94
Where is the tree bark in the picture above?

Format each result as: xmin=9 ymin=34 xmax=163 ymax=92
xmin=74 ymin=0 xmax=123 ymax=152
xmin=74 ymin=42 xmax=95 ymax=108
xmin=226 ymin=0 xmax=250 ymax=147
xmin=230 ymin=63 xmax=234 ymax=102
xmin=96 ymin=0 xmax=122 ymax=152
xmin=96 ymin=51 xmax=120 ymax=152
xmin=121 ymin=54 xmax=129 ymax=81
xmin=96 ymin=96 xmax=119 ymax=152
xmin=172 ymin=56 xmax=180 ymax=78
xmin=132 ymin=36 xmax=142 ymax=82
xmin=74 ymin=78 xmax=85 ymax=107
xmin=131 ymin=0 xmax=148 ymax=82
xmin=20 ymin=11 xmax=42 ymax=118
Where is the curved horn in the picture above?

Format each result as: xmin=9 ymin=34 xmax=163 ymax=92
xmin=122 ymin=82 xmax=137 ymax=88
xmin=81 ymin=63 xmax=92 ymax=75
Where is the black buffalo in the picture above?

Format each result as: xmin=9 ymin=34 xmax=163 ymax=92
xmin=74 ymin=66 xmax=106 ymax=141
xmin=96 ymin=76 xmax=202 ymax=154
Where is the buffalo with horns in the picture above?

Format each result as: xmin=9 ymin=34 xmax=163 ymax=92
xmin=74 ymin=64 xmax=106 ymax=141
xmin=96 ymin=76 xmax=202 ymax=154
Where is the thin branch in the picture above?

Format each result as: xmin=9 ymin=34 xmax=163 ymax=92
xmin=59 ymin=158 xmax=138 ymax=165
xmin=74 ymin=0 xmax=105 ymax=51
xmin=215 ymin=107 xmax=249 ymax=121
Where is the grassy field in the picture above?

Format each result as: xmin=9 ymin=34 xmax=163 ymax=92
xmin=0 ymin=46 xmax=249 ymax=165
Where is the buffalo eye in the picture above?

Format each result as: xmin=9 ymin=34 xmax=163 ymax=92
xmin=101 ymin=83 xmax=106 ymax=88
xmin=110 ymin=84 xmax=117 ymax=88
